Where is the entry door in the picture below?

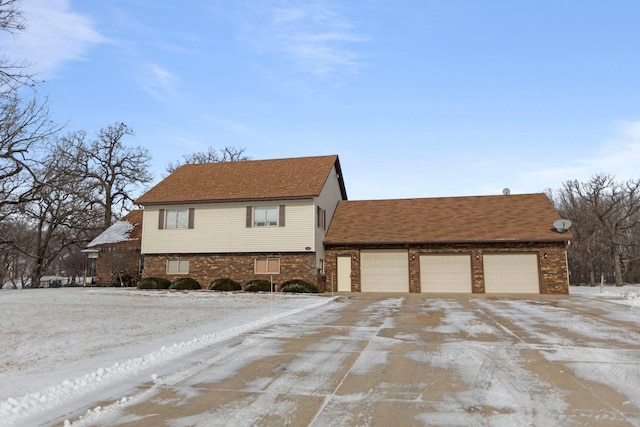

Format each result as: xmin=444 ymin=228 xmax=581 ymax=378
xmin=337 ymin=256 xmax=352 ymax=292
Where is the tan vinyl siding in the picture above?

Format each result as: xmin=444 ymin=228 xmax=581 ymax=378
xmin=141 ymin=200 xmax=315 ymax=254
xmin=313 ymin=165 xmax=345 ymax=266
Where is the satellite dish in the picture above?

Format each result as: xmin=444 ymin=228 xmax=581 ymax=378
xmin=502 ymin=188 xmax=511 ymax=195
xmin=553 ymin=219 xmax=572 ymax=233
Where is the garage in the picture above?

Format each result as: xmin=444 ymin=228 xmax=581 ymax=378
xmin=360 ymin=249 xmax=409 ymax=292
xmin=420 ymin=254 xmax=472 ymax=293
xmin=483 ymin=253 xmax=540 ymax=293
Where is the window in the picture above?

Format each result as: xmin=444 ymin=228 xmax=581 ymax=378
xmin=166 ymin=259 xmax=189 ymax=274
xmin=317 ymin=206 xmax=327 ymax=230
xmin=159 ymin=208 xmax=194 ymax=229
xmin=255 ymin=258 xmax=280 ymax=274
xmin=166 ymin=209 xmax=188 ymax=229
xmin=247 ymin=205 xmax=285 ymax=227
xmin=254 ymin=206 xmax=278 ymax=226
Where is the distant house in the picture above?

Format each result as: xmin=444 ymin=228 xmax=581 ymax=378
xmin=85 ymin=210 xmax=143 ymax=286
xmin=133 ymin=155 xmax=347 ymax=289
xmin=323 ymin=193 xmax=572 ymax=294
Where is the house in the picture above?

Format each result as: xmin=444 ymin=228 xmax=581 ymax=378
xmin=323 ymin=193 xmax=571 ymax=294
xmin=133 ymin=155 xmax=347 ymax=289
xmin=85 ymin=210 xmax=143 ymax=286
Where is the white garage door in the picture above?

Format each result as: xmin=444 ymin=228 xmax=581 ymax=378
xmin=420 ymin=254 xmax=472 ymax=293
xmin=361 ymin=249 xmax=409 ymax=292
xmin=483 ymin=254 xmax=540 ymax=293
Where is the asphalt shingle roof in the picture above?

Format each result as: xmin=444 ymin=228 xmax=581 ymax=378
xmin=324 ymin=193 xmax=571 ymax=245
xmin=135 ymin=155 xmax=345 ymax=205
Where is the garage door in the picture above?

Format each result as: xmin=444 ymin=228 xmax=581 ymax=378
xmin=360 ymin=249 xmax=409 ymax=292
xmin=420 ymin=254 xmax=472 ymax=293
xmin=483 ymin=254 xmax=540 ymax=293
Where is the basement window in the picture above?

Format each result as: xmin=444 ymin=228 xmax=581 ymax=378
xmin=255 ymin=258 xmax=280 ymax=274
xmin=166 ymin=259 xmax=189 ymax=274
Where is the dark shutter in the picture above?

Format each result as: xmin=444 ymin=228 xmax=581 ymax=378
xmin=158 ymin=209 xmax=165 ymax=229
xmin=246 ymin=206 xmax=252 ymax=228
xmin=188 ymin=208 xmax=195 ymax=229
xmin=323 ymin=209 xmax=327 ymax=230
xmin=317 ymin=206 xmax=321 ymax=228
xmin=279 ymin=205 xmax=285 ymax=227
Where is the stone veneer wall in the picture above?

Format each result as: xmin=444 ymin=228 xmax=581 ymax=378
xmin=143 ymin=252 xmax=324 ymax=291
xmin=325 ymin=242 xmax=569 ymax=294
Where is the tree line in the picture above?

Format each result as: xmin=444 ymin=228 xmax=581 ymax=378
xmin=549 ymin=174 xmax=640 ymax=286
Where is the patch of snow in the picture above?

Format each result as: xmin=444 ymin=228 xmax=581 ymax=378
xmin=0 ymin=288 xmax=336 ymax=427
xmin=86 ymin=220 xmax=135 ymax=247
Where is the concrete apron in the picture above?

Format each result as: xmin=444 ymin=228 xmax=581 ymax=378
xmin=98 ymin=293 xmax=640 ymax=427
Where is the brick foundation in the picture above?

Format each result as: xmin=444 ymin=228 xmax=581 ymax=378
xmin=143 ymin=252 xmax=325 ymax=291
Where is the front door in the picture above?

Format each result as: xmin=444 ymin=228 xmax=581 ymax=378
xmin=337 ymin=256 xmax=352 ymax=292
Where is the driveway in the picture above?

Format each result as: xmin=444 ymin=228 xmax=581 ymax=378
xmin=79 ymin=293 xmax=640 ymax=427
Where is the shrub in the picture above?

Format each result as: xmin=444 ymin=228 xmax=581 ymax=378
xmin=170 ymin=277 xmax=201 ymax=290
xmin=209 ymin=278 xmax=242 ymax=292
xmin=137 ymin=277 xmax=171 ymax=290
xmin=280 ymin=279 xmax=319 ymax=294
xmin=243 ymin=279 xmax=273 ymax=292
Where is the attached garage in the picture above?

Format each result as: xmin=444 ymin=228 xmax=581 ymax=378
xmin=324 ymin=193 xmax=571 ymax=294
xmin=360 ymin=249 xmax=409 ymax=292
xmin=483 ymin=254 xmax=540 ymax=293
xmin=420 ymin=254 xmax=472 ymax=293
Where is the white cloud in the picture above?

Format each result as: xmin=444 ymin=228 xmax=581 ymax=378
xmin=520 ymin=120 xmax=640 ymax=191
xmin=139 ymin=63 xmax=180 ymax=101
xmin=239 ymin=0 xmax=367 ymax=76
xmin=0 ymin=0 xmax=106 ymax=78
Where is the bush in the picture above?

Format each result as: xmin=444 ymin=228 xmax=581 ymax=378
xmin=170 ymin=277 xmax=201 ymax=290
xmin=137 ymin=277 xmax=171 ymax=290
xmin=209 ymin=278 xmax=241 ymax=292
xmin=280 ymin=279 xmax=319 ymax=293
xmin=243 ymin=279 xmax=273 ymax=292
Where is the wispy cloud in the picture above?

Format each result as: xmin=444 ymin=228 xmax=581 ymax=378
xmin=0 ymin=0 xmax=106 ymax=78
xmin=238 ymin=0 xmax=367 ymax=76
xmin=521 ymin=120 xmax=640 ymax=191
xmin=139 ymin=64 xmax=180 ymax=102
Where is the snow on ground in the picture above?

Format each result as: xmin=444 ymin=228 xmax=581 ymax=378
xmin=0 ymin=288 xmax=336 ymax=427
xmin=0 ymin=285 xmax=639 ymax=426
xmin=570 ymin=284 xmax=640 ymax=308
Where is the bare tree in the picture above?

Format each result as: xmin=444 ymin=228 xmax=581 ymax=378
xmin=554 ymin=174 xmax=640 ymax=286
xmin=165 ymin=146 xmax=248 ymax=176
xmin=71 ymin=123 xmax=153 ymax=229
xmin=15 ymin=141 xmax=101 ymax=286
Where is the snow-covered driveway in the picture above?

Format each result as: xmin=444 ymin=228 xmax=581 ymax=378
xmin=1 ymin=287 xmax=639 ymax=426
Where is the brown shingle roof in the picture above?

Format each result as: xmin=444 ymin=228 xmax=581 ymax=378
xmin=324 ymin=193 xmax=572 ymax=245
xmin=135 ymin=155 xmax=346 ymax=205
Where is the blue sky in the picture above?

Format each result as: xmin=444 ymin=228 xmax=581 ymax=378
xmin=3 ymin=0 xmax=640 ymax=200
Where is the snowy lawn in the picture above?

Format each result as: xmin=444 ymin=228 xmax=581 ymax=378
xmin=0 ymin=288 xmax=335 ymax=426
xmin=0 ymin=285 xmax=638 ymax=426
